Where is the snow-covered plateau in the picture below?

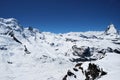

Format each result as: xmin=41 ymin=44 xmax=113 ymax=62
xmin=0 ymin=18 xmax=120 ymax=80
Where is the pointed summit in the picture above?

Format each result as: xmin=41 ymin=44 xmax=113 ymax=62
xmin=105 ymin=24 xmax=118 ymax=35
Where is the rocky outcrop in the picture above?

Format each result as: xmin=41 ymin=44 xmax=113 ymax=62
xmin=114 ymin=48 xmax=120 ymax=54
xmin=66 ymin=38 xmax=78 ymax=42
xmin=62 ymin=63 xmax=107 ymax=80
xmin=72 ymin=45 xmax=91 ymax=57
xmin=71 ymin=45 xmax=106 ymax=62
xmin=85 ymin=63 xmax=107 ymax=80
xmin=62 ymin=70 xmax=76 ymax=80
xmin=107 ymin=47 xmax=120 ymax=54
xmin=8 ymin=31 xmax=22 ymax=44
xmin=24 ymin=45 xmax=31 ymax=54
xmin=0 ymin=45 xmax=7 ymax=50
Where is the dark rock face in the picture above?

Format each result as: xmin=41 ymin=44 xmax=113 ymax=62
xmin=106 ymin=47 xmax=120 ymax=54
xmin=13 ymin=36 xmax=22 ymax=44
xmin=85 ymin=63 xmax=107 ymax=80
xmin=79 ymin=34 xmax=88 ymax=39
xmin=50 ymin=43 xmax=55 ymax=46
xmin=71 ymin=45 xmax=120 ymax=63
xmin=67 ymin=70 xmax=76 ymax=77
xmin=62 ymin=63 xmax=107 ymax=80
xmin=98 ymin=49 xmax=106 ymax=54
xmin=24 ymin=45 xmax=31 ymax=54
xmin=75 ymin=63 xmax=83 ymax=67
xmin=83 ymin=47 xmax=91 ymax=57
xmin=66 ymin=38 xmax=78 ymax=42
xmin=114 ymin=48 xmax=120 ymax=54
xmin=62 ymin=75 xmax=67 ymax=80
xmin=72 ymin=45 xmax=91 ymax=57
xmin=107 ymin=47 xmax=113 ymax=52
xmin=70 ymin=57 xmax=97 ymax=62
xmin=7 ymin=61 xmax=13 ymax=64
xmin=28 ymin=26 xmax=33 ymax=31
xmin=9 ymin=31 xmax=22 ymax=44
xmin=62 ymin=70 xmax=76 ymax=80
xmin=0 ymin=46 xmax=7 ymax=50
xmin=71 ymin=45 xmax=107 ymax=62
xmin=73 ymin=68 xmax=78 ymax=72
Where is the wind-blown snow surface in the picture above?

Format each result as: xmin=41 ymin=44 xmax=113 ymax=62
xmin=0 ymin=18 xmax=120 ymax=80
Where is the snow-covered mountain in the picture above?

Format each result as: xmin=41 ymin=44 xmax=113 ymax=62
xmin=104 ymin=24 xmax=118 ymax=35
xmin=0 ymin=18 xmax=120 ymax=80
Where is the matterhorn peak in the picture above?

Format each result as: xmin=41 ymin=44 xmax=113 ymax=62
xmin=104 ymin=24 xmax=118 ymax=35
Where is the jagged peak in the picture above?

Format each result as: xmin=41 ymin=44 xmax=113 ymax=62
xmin=105 ymin=24 xmax=118 ymax=35
xmin=0 ymin=18 xmax=22 ymax=34
xmin=0 ymin=18 xmax=18 ymax=24
xmin=0 ymin=18 xmax=19 ymax=27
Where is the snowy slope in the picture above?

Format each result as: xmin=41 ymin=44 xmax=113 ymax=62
xmin=0 ymin=18 xmax=120 ymax=80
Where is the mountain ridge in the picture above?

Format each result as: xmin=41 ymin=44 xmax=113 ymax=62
xmin=0 ymin=18 xmax=120 ymax=80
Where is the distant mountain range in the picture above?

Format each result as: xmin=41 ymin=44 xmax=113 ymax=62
xmin=0 ymin=18 xmax=120 ymax=80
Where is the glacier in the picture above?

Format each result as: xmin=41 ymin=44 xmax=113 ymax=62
xmin=0 ymin=18 xmax=120 ymax=80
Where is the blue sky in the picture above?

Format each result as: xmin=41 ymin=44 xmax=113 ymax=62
xmin=0 ymin=0 xmax=120 ymax=33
